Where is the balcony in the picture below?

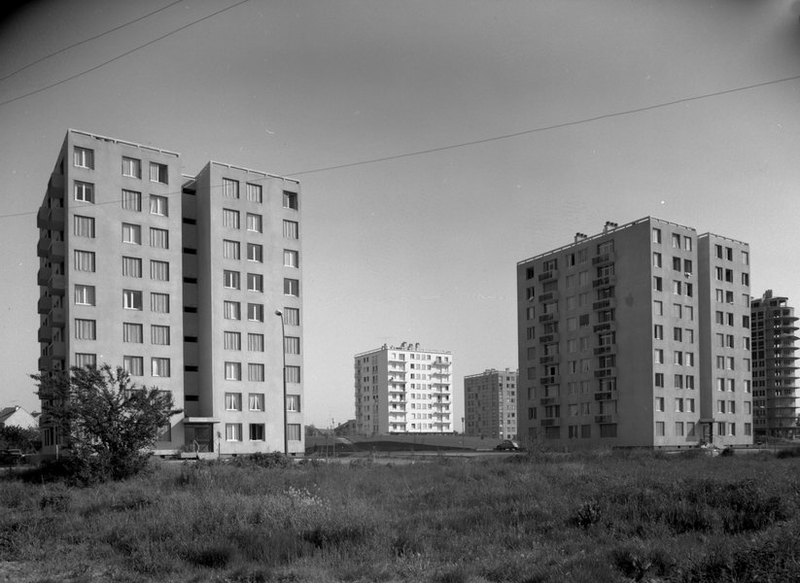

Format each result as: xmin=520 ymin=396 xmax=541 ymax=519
xmin=539 ymin=312 xmax=558 ymax=323
xmin=51 ymin=308 xmax=66 ymax=328
xmin=593 ymin=345 xmax=617 ymax=356
xmin=432 ymin=359 xmax=450 ymax=368
xmin=593 ymin=321 xmax=617 ymax=333
xmin=50 ymin=207 xmax=65 ymax=230
xmin=592 ymin=298 xmax=617 ymax=311
xmin=37 ymin=295 xmax=54 ymax=314
xmin=538 ymin=291 xmax=559 ymax=303
xmin=539 ymin=375 xmax=560 ymax=385
xmin=539 ymin=355 xmax=558 ymax=365
xmin=540 ymin=419 xmax=559 ymax=427
xmin=49 ymin=240 xmax=65 ymax=261
xmin=592 ymin=252 xmax=616 ymax=266
xmin=540 ymin=397 xmax=557 ymax=405
xmin=37 ymin=207 xmax=51 ymax=229
xmin=539 ymin=333 xmax=559 ymax=344
xmin=594 ymin=367 xmax=617 ymax=378
xmin=51 ymin=341 xmax=66 ymax=359
xmin=38 ymin=325 xmax=53 ymax=343
xmin=538 ymin=270 xmax=558 ymax=282
xmin=595 ymin=414 xmax=618 ymax=424
xmin=37 ymin=238 xmax=50 ymax=258
xmin=592 ymin=275 xmax=616 ymax=288
xmin=49 ymin=274 xmax=66 ymax=295
xmin=594 ymin=391 xmax=615 ymax=401
xmin=37 ymin=267 xmax=52 ymax=286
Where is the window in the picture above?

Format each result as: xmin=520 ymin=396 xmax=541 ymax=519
xmin=224 ymin=362 xmax=242 ymax=381
xmin=653 ymin=252 xmax=662 ymax=268
xmin=74 ymin=319 xmax=96 ymax=340
xmin=73 ymin=147 xmax=94 ymax=169
xmin=225 ymin=424 xmax=242 ymax=442
xmin=287 ymin=424 xmax=302 ymax=441
xmin=673 ymin=327 xmax=682 ymax=342
xmin=123 ymin=323 xmax=143 ymax=343
xmin=742 ymin=273 xmax=750 ymax=286
xmin=283 ymin=190 xmax=298 ymax=210
xmin=74 ymin=250 xmax=95 ymax=272
xmin=223 ymin=208 xmax=240 ymax=229
xmin=654 ymin=373 xmax=664 ymax=387
xmin=151 ymin=357 xmax=170 ymax=377
xmin=122 ymin=256 xmax=142 ymax=278
xmin=151 ymin=325 xmax=170 ymax=345
xmin=247 ymin=303 xmax=264 ymax=322
xmin=283 ymin=220 xmax=299 ymax=239
xmin=75 ymin=353 xmax=96 ymax=368
xmin=150 ymin=195 xmax=168 ymax=216
xmin=653 ymin=277 xmax=662 ymax=292
xmin=249 ymin=393 xmax=264 ymax=411
xmin=122 ymin=223 xmax=141 ymax=244
xmin=246 ymin=213 xmax=262 ymax=232
xmin=150 ymin=260 xmax=169 ymax=281
xmin=150 ymin=293 xmax=169 ymax=313
xmin=654 ymin=300 xmax=663 ymax=316
xmin=224 ymin=331 xmax=241 ymax=350
xmin=742 ymin=251 xmax=749 ymax=265
xmin=246 ymin=183 xmax=262 ymax=203
xmin=675 ymin=422 xmax=684 ymax=437
xmin=652 ymin=228 xmax=661 ymax=244
xmin=671 ymin=233 xmax=681 ymax=248
xmin=123 ymin=289 xmax=143 ymax=310
xmin=655 ymin=421 xmax=665 ymax=436
xmin=223 ymin=239 xmax=240 ymax=260
xmin=672 ymin=257 xmax=682 ymax=271
xmin=287 ymin=394 xmax=301 ymax=412
xmin=654 ymin=324 xmax=663 ymax=340
xmin=121 ymin=189 xmax=142 ymax=211
xmin=123 ymin=356 xmax=144 ymax=376
xmin=654 ymin=349 xmax=664 ymax=364
xmin=286 ymin=366 xmax=301 ymax=383
xmin=223 ymin=270 xmax=241 ymax=289
xmin=73 ymin=215 xmax=95 ymax=237
xmin=284 ymin=249 xmax=299 ymax=268
xmin=150 ymin=227 xmax=169 ymax=249
xmin=284 ymin=278 xmax=299 ymax=296
xmin=122 ymin=157 xmax=141 ymax=178
xmin=247 ymin=333 xmax=264 ymax=352
xmin=247 ymin=243 xmax=263 ymax=262
xmin=683 ymin=236 xmax=692 ymax=251
xmin=74 ymin=181 xmax=94 ymax=203
xmin=149 ymin=162 xmax=168 ymax=184
xmin=75 ymin=284 xmax=95 ymax=306
xmin=249 ymin=424 xmax=265 ymax=441
xmin=222 ymin=178 xmax=239 ymax=199
xmin=248 ymin=363 xmax=265 ymax=382
xmin=655 ymin=397 xmax=664 ymax=412
xmin=247 ymin=273 xmax=263 ymax=292
xmin=224 ymin=301 xmax=241 ymax=320
xmin=284 ymin=336 xmax=300 ymax=354
xmin=280 ymin=308 xmax=300 ymax=328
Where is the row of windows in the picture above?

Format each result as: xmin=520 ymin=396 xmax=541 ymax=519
xmin=224 ymin=362 xmax=300 ymax=382
xmin=73 ymin=146 xmax=169 ymax=183
xmin=652 ymin=228 xmax=693 ymax=251
xmin=224 ymin=392 xmax=300 ymax=412
xmin=655 ymin=420 xmax=751 ymax=437
xmin=655 ymin=396 xmax=697 ymax=413
xmin=73 ymin=353 xmax=172 ymax=377
xmin=222 ymin=330 xmax=299 ymax=353
xmin=653 ymin=277 xmax=693 ymax=297
xmin=225 ymin=423 xmax=301 ymax=442
xmin=74 ymin=285 xmax=170 ymax=312
xmin=653 ymin=301 xmax=695 ymax=320
xmin=74 ymin=320 xmax=171 ymax=345
xmin=652 ymin=253 xmax=692 ymax=273
xmin=654 ymin=373 xmax=696 ymax=389
xmin=654 ymin=349 xmax=696 ymax=366
xmin=222 ymin=178 xmax=298 ymax=210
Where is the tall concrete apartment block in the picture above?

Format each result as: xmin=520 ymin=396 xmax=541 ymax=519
xmin=750 ymin=291 xmax=799 ymax=440
xmin=464 ymin=369 xmax=518 ymax=439
xmin=516 ymin=217 xmax=753 ymax=448
xmin=37 ymin=130 xmax=304 ymax=456
xmin=354 ymin=343 xmax=453 ymax=436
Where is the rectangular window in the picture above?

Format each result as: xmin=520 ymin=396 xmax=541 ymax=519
xmin=246 ymin=183 xmax=262 ymax=203
xmin=283 ymin=190 xmax=298 ymax=210
xmin=287 ymin=394 xmax=301 ymax=412
xmin=123 ymin=355 xmax=144 ymax=376
xmin=225 ymin=423 xmax=242 ymax=441
xmin=223 ymin=270 xmax=241 ymax=289
xmin=282 ymin=307 xmax=300 ymax=326
xmin=122 ymin=157 xmax=141 ymax=178
xmin=74 ymin=318 xmax=96 ymax=340
xmin=73 ymin=147 xmax=94 ymax=169
xmin=246 ymin=213 xmax=263 ymax=233
xmin=122 ymin=256 xmax=142 ymax=278
xmin=74 ymin=353 xmax=96 ymax=368
xmin=74 ymin=250 xmax=95 ymax=272
xmin=150 ymin=260 xmax=169 ymax=281
xmin=247 ymin=273 xmax=263 ymax=292
xmin=73 ymin=215 xmax=95 ymax=237
xmin=652 ymin=228 xmax=661 ymax=244
xmin=224 ymin=331 xmax=241 ymax=350
xmin=223 ymin=239 xmax=240 ymax=260
xmin=247 ymin=303 xmax=264 ymax=322
xmin=74 ymin=181 xmax=94 ymax=203
xmin=284 ymin=278 xmax=300 ymax=297
xmin=224 ymin=363 xmax=242 ymax=381
xmin=287 ymin=424 xmax=302 ymax=441
xmin=653 ymin=252 xmax=662 ymax=268
xmin=123 ymin=289 xmax=143 ymax=310
xmin=223 ymin=208 xmax=240 ymax=229
xmin=121 ymin=189 xmax=142 ymax=211
xmin=286 ymin=366 xmax=301 ymax=383
xmin=224 ymin=301 xmax=241 ymax=320
xmin=284 ymin=336 xmax=300 ymax=354
xmin=150 ymin=293 xmax=169 ymax=313
xmin=75 ymin=284 xmax=95 ymax=306
xmin=249 ymin=393 xmax=264 ymax=411
xmin=248 ymin=363 xmax=265 ymax=382
xmin=151 ymin=357 xmax=170 ymax=377
xmin=655 ymin=421 xmax=665 ymax=436
xmin=149 ymin=227 xmax=169 ymax=249
xmin=284 ymin=249 xmax=299 ymax=268
xmin=655 ymin=397 xmax=664 ymax=412
xmin=654 ymin=300 xmax=663 ymax=316
xmin=149 ymin=195 xmax=168 ymax=216
xmin=247 ymin=243 xmax=263 ymax=262
xmin=283 ymin=220 xmax=299 ymax=239
xmin=149 ymin=162 xmax=168 ymax=184
xmin=151 ymin=325 xmax=170 ymax=345
xmin=122 ymin=223 xmax=141 ymax=244
xmin=123 ymin=323 xmax=143 ymax=343
xmin=249 ymin=424 xmax=265 ymax=441
xmin=222 ymin=178 xmax=239 ymax=199
xmin=247 ymin=333 xmax=264 ymax=352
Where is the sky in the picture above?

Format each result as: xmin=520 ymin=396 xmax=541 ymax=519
xmin=0 ymin=0 xmax=798 ymax=429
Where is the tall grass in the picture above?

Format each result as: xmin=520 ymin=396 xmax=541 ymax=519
xmin=1 ymin=450 xmax=799 ymax=582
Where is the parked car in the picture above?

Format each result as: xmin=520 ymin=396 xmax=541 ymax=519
xmin=0 ymin=449 xmax=26 ymax=466
xmin=494 ymin=440 xmax=521 ymax=451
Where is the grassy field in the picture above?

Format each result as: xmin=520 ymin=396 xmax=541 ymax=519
xmin=1 ymin=449 xmax=800 ymax=583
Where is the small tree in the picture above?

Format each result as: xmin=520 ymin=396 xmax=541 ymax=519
xmin=32 ymin=364 xmax=178 ymax=482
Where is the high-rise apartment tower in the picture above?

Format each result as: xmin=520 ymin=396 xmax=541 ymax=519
xmin=464 ymin=368 xmax=518 ymax=439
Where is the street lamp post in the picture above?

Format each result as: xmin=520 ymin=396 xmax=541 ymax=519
xmin=274 ymin=310 xmax=288 ymax=456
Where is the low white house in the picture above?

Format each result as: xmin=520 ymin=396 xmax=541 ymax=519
xmin=0 ymin=406 xmax=38 ymax=430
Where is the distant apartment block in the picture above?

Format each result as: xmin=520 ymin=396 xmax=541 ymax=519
xmin=750 ymin=290 xmax=799 ymax=440
xmin=464 ymin=368 xmax=518 ymax=439
xmin=354 ymin=342 xmax=453 ymax=436
xmin=517 ymin=217 xmax=753 ymax=448
xmin=37 ymin=129 xmax=304 ymax=456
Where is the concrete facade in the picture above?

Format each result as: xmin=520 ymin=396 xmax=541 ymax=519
xmin=354 ymin=343 xmax=453 ymax=436
xmin=37 ymin=130 xmax=303 ymax=456
xmin=464 ymin=368 xmax=518 ymax=439
xmin=516 ymin=217 xmax=753 ymax=448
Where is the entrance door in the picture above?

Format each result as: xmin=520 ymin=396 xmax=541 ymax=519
xmin=185 ymin=425 xmax=213 ymax=452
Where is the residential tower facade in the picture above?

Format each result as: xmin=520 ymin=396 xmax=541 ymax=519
xmin=464 ymin=368 xmax=518 ymax=439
